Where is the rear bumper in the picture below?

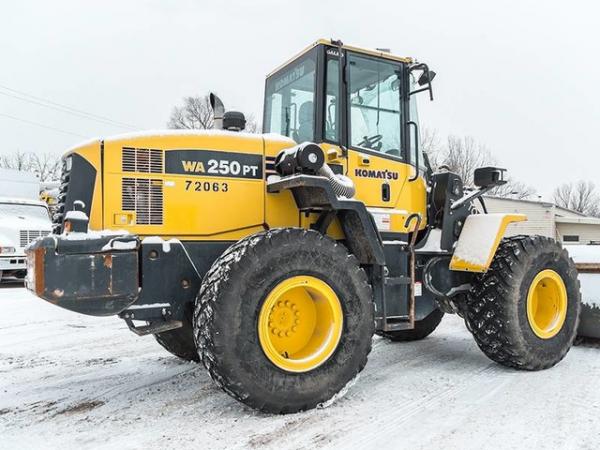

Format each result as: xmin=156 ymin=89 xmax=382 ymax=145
xmin=26 ymin=233 xmax=140 ymax=316
xmin=0 ymin=255 xmax=27 ymax=271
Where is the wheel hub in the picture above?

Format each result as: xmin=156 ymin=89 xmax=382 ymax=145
xmin=269 ymin=301 xmax=300 ymax=337
xmin=527 ymin=269 xmax=568 ymax=339
xmin=258 ymin=275 xmax=343 ymax=372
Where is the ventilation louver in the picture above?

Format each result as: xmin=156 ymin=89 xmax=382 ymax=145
xmin=122 ymin=178 xmax=163 ymax=225
xmin=122 ymin=147 xmax=163 ymax=173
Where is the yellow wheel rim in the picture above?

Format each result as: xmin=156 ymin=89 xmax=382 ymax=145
xmin=526 ymin=269 xmax=568 ymax=339
xmin=258 ymin=275 xmax=343 ymax=373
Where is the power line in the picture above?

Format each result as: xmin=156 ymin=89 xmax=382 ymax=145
xmin=0 ymin=112 xmax=89 ymax=138
xmin=0 ymin=83 xmax=138 ymax=130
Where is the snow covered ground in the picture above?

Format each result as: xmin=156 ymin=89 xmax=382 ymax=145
xmin=2 ymin=284 xmax=600 ymax=450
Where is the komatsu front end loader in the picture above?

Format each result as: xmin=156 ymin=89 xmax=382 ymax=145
xmin=26 ymin=40 xmax=581 ymax=413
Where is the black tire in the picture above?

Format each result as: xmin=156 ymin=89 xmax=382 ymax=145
xmin=464 ymin=235 xmax=580 ymax=370
xmin=194 ymin=228 xmax=374 ymax=413
xmin=377 ymin=308 xmax=444 ymax=342
xmin=153 ymin=307 xmax=200 ymax=362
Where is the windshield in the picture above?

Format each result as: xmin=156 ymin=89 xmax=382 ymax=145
xmin=0 ymin=203 xmax=49 ymax=221
xmin=263 ymin=49 xmax=317 ymax=142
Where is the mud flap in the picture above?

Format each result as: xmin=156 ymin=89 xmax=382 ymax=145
xmin=26 ymin=234 xmax=139 ymax=316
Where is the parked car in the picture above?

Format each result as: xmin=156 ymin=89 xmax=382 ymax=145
xmin=0 ymin=198 xmax=52 ymax=282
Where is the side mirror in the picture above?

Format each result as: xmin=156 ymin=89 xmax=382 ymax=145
xmin=409 ymin=63 xmax=436 ymax=101
xmin=418 ymin=70 xmax=436 ymax=86
xmin=474 ymin=167 xmax=507 ymax=188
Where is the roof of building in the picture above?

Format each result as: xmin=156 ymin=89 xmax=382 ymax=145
xmin=555 ymin=216 xmax=600 ymax=225
xmin=484 ymin=195 xmax=587 ymax=217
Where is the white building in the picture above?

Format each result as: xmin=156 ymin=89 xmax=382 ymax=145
xmin=484 ymin=196 xmax=600 ymax=245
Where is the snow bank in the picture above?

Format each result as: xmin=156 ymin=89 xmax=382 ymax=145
xmin=564 ymin=245 xmax=600 ymax=264
xmin=564 ymin=245 xmax=600 ymax=307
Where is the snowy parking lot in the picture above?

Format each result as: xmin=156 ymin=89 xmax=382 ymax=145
xmin=1 ymin=284 xmax=600 ymax=450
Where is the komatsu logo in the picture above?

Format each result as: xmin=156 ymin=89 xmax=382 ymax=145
xmin=165 ymin=150 xmax=263 ymax=180
xmin=354 ymin=168 xmax=399 ymax=180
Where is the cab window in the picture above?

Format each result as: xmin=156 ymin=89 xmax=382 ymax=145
xmin=264 ymin=50 xmax=317 ymax=142
xmin=347 ymin=53 xmax=403 ymax=158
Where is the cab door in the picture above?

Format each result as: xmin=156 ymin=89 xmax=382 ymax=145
xmin=344 ymin=52 xmax=427 ymax=233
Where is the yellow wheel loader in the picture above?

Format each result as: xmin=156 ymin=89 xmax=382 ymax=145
xmin=26 ymin=39 xmax=581 ymax=413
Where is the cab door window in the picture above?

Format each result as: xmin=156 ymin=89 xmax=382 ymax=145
xmin=347 ymin=54 xmax=403 ymax=158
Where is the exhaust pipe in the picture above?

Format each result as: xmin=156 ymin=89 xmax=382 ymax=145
xmin=209 ymin=93 xmax=225 ymax=130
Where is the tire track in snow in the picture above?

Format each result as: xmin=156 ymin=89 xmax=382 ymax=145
xmin=328 ymin=363 xmax=505 ymax=449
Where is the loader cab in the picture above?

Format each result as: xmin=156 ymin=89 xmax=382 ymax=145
xmin=263 ymin=40 xmax=430 ymax=233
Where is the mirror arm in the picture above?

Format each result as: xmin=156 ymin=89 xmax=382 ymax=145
xmin=409 ymin=63 xmax=434 ymax=101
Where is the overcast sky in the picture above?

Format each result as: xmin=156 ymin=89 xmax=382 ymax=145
xmin=1 ymin=0 xmax=598 ymax=198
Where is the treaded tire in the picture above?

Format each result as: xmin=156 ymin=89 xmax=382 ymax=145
xmin=153 ymin=307 xmax=200 ymax=362
xmin=464 ymin=235 xmax=580 ymax=370
xmin=377 ymin=308 xmax=444 ymax=342
xmin=194 ymin=228 xmax=374 ymax=413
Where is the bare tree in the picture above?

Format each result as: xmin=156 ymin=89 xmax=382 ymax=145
xmin=168 ymin=94 xmax=259 ymax=132
xmin=168 ymin=95 xmax=214 ymax=130
xmin=443 ymin=135 xmax=492 ymax=185
xmin=420 ymin=128 xmax=441 ymax=167
xmin=0 ymin=151 xmax=32 ymax=171
xmin=31 ymin=153 xmax=62 ymax=182
xmin=424 ymin=133 xmax=536 ymax=199
xmin=492 ymin=178 xmax=537 ymax=200
xmin=553 ymin=181 xmax=600 ymax=217
xmin=244 ymin=113 xmax=261 ymax=133
xmin=0 ymin=151 xmax=61 ymax=182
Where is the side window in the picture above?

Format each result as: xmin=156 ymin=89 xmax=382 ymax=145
xmin=347 ymin=54 xmax=403 ymax=158
xmin=324 ymin=56 xmax=340 ymax=142
xmin=264 ymin=50 xmax=317 ymax=142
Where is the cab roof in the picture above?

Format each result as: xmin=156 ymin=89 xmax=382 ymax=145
xmin=267 ymin=39 xmax=413 ymax=78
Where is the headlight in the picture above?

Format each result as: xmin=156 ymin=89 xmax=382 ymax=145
xmin=0 ymin=246 xmax=16 ymax=254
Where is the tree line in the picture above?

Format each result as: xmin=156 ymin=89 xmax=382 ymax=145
xmin=2 ymin=93 xmax=597 ymax=217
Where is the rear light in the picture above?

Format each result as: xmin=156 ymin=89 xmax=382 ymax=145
xmin=0 ymin=246 xmax=16 ymax=254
